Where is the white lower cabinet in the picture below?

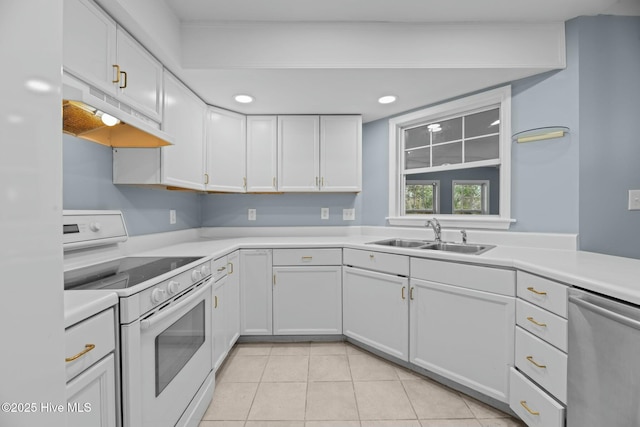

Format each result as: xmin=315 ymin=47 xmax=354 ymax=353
xmin=409 ymin=278 xmax=515 ymax=402
xmin=212 ymin=275 xmax=227 ymax=371
xmin=212 ymin=251 xmax=242 ymax=371
xmin=343 ymin=266 xmax=409 ymax=360
xmin=66 ymin=354 xmax=116 ymax=427
xmin=239 ymin=249 xmax=273 ymax=335
xmin=226 ymin=251 xmax=241 ymax=347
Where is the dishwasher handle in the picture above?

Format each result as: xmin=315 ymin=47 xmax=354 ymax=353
xmin=569 ymin=293 xmax=640 ymax=331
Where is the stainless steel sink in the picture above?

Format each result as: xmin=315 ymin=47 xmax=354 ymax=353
xmin=368 ymin=239 xmax=495 ymax=255
xmin=421 ymin=242 xmax=495 ymax=255
xmin=368 ymin=238 xmax=431 ymax=248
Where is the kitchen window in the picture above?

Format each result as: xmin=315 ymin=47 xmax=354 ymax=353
xmin=388 ymin=86 xmax=514 ymax=229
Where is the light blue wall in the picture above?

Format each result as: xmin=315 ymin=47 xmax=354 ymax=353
xmin=63 ymin=135 xmax=202 ymax=236
xmin=578 ymin=16 xmax=640 ymax=259
xmin=201 ymin=193 xmax=360 ymax=226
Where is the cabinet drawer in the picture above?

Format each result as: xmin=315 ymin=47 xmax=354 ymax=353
xmin=411 ymin=258 xmax=515 ymax=296
xmin=515 ymin=327 xmax=567 ymax=404
xmin=509 ymin=367 xmax=565 ymax=427
xmin=516 ymin=299 xmax=567 ymax=352
xmin=517 ymin=272 xmax=568 ymax=318
xmin=343 ymin=248 xmax=409 ymax=276
xmin=273 ymin=248 xmax=342 ymax=266
xmin=213 ymin=255 xmax=228 ymax=281
xmin=65 ymin=308 xmax=115 ymax=382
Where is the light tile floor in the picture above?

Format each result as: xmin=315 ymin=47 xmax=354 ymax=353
xmin=200 ymin=342 xmax=525 ymax=427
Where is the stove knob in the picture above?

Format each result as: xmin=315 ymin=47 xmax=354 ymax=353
xmin=191 ymin=269 xmax=202 ymax=283
xmin=167 ymin=280 xmax=180 ymax=295
xmin=89 ymin=222 xmax=101 ymax=232
xmin=151 ymin=288 xmax=166 ymax=304
xmin=200 ymin=264 xmax=211 ymax=277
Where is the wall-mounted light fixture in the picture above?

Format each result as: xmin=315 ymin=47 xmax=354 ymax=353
xmin=512 ymin=126 xmax=569 ymax=143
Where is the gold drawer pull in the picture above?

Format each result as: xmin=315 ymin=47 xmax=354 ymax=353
xmin=520 ymin=400 xmax=540 ymax=416
xmin=369 ymin=254 xmax=374 ymax=259
xmin=65 ymin=344 xmax=96 ymax=362
xmin=527 ymin=286 xmax=547 ymax=296
xmin=527 ymin=316 xmax=547 ymax=327
xmin=217 ymin=266 xmax=226 ymax=272
xmin=526 ymin=355 xmax=547 ymax=369
xmin=302 ymin=256 xmax=313 ymax=261
xmin=227 ymin=262 xmax=234 ymax=274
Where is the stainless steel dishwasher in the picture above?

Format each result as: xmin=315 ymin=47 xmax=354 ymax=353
xmin=567 ymin=288 xmax=640 ymax=426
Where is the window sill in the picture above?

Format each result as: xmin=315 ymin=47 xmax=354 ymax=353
xmin=387 ymin=216 xmax=516 ymax=230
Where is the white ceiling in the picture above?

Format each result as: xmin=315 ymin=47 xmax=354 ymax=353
xmin=157 ymin=0 xmax=633 ymax=122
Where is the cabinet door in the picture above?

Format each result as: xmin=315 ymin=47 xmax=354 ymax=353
xmin=343 ymin=266 xmax=409 ymax=361
xmin=273 ymin=266 xmax=342 ymax=335
xmin=161 ymin=72 xmax=206 ymax=190
xmin=225 ymin=251 xmax=241 ymax=348
xmin=239 ymin=249 xmax=273 ymax=335
xmin=278 ymin=115 xmax=319 ymax=191
xmin=206 ymin=107 xmax=247 ymax=192
xmin=212 ymin=277 xmax=227 ymax=371
xmin=63 ymin=0 xmax=117 ymax=96
xmin=115 ymin=27 xmax=163 ymax=121
xmin=247 ymin=116 xmax=278 ymax=192
xmin=66 ymin=353 xmax=116 ymax=427
xmin=410 ymin=278 xmax=515 ymax=402
xmin=320 ymin=115 xmax=362 ymax=192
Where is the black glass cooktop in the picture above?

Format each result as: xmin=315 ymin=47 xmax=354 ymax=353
xmin=64 ymin=257 xmax=202 ymax=291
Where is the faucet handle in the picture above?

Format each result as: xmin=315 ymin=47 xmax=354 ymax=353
xmin=460 ymin=230 xmax=468 ymax=244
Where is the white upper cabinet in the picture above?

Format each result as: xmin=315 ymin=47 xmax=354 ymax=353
xmin=278 ymin=115 xmax=320 ymax=192
xmin=320 ymin=115 xmax=362 ymax=192
xmin=63 ymin=0 xmax=163 ymax=122
xmin=246 ymin=116 xmax=278 ymax=192
xmin=161 ymin=72 xmax=206 ymax=190
xmin=206 ymin=107 xmax=247 ymax=192
xmin=277 ymin=115 xmax=362 ymax=192
xmin=63 ymin=0 xmax=117 ymax=96
xmin=115 ymin=27 xmax=163 ymax=121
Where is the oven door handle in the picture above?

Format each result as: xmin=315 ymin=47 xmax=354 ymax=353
xmin=140 ymin=279 xmax=212 ymax=331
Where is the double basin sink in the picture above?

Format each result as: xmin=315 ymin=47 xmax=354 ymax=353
xmin=369 ymin=238 xmax=495 ymax=255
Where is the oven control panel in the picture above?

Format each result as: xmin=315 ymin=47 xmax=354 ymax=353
xmin=136 ymin=260 xmax=213 ymax=316
xmin=63 ymin=210 xmax=128 ymax=251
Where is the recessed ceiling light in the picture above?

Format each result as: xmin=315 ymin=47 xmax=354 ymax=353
xmin=378 ymin=95 xmax=397 ymax=104
xmin=234 ymin=94 xmax=254 ymax=104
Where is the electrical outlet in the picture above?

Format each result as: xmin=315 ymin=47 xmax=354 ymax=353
xmin=169 ymin=209 xmax=176 ymax=224
xmin=343 ymin=208 xmax=355 ymax=221
xmin=248 ymin=208 xmax=257 ymax=221
xmin=629 ymin=190 xmax=640 ymax=210
xmin=321 ymin=207 xmax=329 ymax=220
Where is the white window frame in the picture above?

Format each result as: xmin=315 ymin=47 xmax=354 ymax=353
xmin=404 ymin=179 xmax=440 ymax=215
xmin=387 ymin=86 xmax=514 ymax=230
xmin=452 ymin=180 xmax=489 ymax=215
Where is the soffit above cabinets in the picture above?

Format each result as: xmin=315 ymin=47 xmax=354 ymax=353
xmin=97 ymin=0 xmax=626 ymax=123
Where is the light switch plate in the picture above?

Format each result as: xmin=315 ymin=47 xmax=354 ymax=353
xmin=169 ymin=209 xmax=176 ymax=224
xmin=248 ymin=208 xmax=257 ymax=221
xmin=629 ymin=190 xmax=640 ymax=210
xmin=321 ymin=207 xmax=329 ymax=220
xmin=343 ymin=208 xmax=355 ymax=221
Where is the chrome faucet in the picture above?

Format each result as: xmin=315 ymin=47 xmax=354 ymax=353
xmin=425 ymin=218 xmax=442 ymax=242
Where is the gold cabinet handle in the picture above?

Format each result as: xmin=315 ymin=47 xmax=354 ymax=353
xmin=369 ymin=254 xmax=374 ymax=259
xmin=273 ymin=177 xmax=276 ymax=188
xmin=217 ymin=266 xmax=226 ymax=272
xmin=65 ymin=344 xmax=96 ymax=362
xmin=527 ymin=286 xmax=547 ymax=296
xmin=204 ymin=173 xmax=209 ymax=185
xmin=227 ymin=262 xmax=233 ymax=274
xmin=401 ymin=286 xmax=406 ymax=300
xmin=410 ymin=287 xmax=414 ymax=300
xmin=520 ymin=401 xmax=540 ymax=416
xmin=526 ymin=355 xmax=547 ymax=369
xmin=273 ymin=274 xmax=276 ymax=286
xmin=301 ymin=256 xmax=313 ymax=261
xmin=321 ymin=177 xmax=324 ymax=187
xmin=112 ymin=64 xmax=121 ymax=83
xmin=243 ymin=177 xmax=247 ymax=189
xmin=214 ymin=295 xmax=218 ymax=308
xmin=315 ymin=176 xmax=319 ymax=187
xmin=527 ymin=316 xmax=547 ymax=327
xmin=119 ymin=70 xmax=127 ymax=89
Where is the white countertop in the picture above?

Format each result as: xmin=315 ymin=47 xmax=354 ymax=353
xmin=64 ymin=290 xmax=118 ymax=328
xmin=134 ymin=234 xmax=640 ymax=306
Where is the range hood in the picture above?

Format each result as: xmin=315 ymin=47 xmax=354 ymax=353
xmin=62 ymin=72 xmax=174 ymax=148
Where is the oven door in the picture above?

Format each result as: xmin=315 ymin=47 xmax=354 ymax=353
xmin=122 ymin=279 xmax=213 ymax=427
